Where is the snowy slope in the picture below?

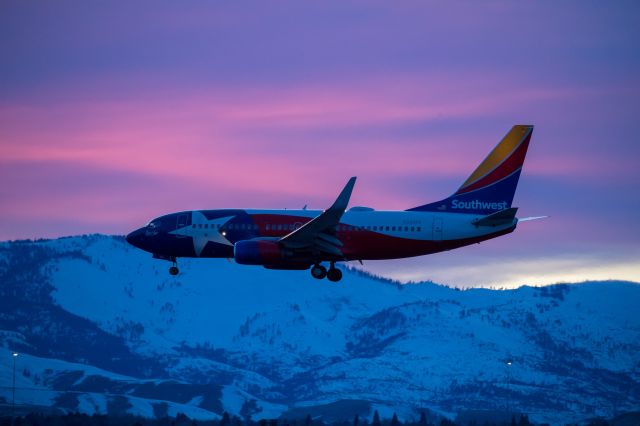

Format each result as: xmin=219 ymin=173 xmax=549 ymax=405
xmin=0 ymin=235 xmax=639 ymax=424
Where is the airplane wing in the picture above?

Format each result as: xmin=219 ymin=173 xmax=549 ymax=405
xmin=279 ymin=177 xmax=356 ymax=258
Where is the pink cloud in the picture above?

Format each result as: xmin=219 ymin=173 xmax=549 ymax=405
xmin=0 ymin=72 xmax=633 ymax=241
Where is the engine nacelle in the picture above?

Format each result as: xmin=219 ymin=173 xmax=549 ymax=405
xmin=234 ymin=239 xmax=284 ymax=265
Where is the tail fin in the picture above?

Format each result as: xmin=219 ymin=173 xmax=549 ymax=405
xmin=408 ymin=125 xmax=534 ymax=214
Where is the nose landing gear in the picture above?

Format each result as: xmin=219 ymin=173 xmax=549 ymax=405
xmin=310 ymin=262 xmax=342 ymax=282
xmin=169 ymin=258 xmax=179 ymax=276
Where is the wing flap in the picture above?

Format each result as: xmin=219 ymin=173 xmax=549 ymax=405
xmin=316 ymin=232 xmax=344 ymax=247
xmin=314 ymin=239 xmax=343 ymax=257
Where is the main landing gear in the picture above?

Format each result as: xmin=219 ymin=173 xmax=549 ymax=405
xmin=169 ymin=258 xmax=179 ymax=276
xmin=311 ymin=262 xmax=342 ymax=282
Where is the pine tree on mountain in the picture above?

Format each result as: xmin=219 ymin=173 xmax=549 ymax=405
xmin=305 ymin=414 xmax=312 ymax=426
xmin=175 ymin=412 xmax=191 ymax=426
xmin=418 ymin=412 xmax=427 ymax=426
xmin=232 ymin=415 xmax=243 ymax=426
xmin=390 ymin=413 xmax=400 ymax=426
xmin=221 ymin=412 xmax=231 ymax=426
xmin=354 ymin=414 xmax=360 ymax=426
xmin=517 ymin=415 xmax=531 ymax=426
xmin=372 ymin=411 xmax=381 ymax=426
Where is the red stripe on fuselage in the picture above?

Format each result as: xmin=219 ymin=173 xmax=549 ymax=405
xmin=250 ymin=214 xmax=312 ymax=237
xmin=246 ymin=213 xmax=515 ymax=261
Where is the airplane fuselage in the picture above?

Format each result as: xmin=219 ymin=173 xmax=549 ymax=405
xmin=128 ymin=208 xmax=517 ymax=262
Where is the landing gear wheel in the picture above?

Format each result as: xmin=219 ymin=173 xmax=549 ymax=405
xmin=327 ymin=267 xmax=342 ymax=282
xmin=169 ymin=258 xmax=179 ymax=276
xmin=311 ymin=264 xmax=327 ymax=279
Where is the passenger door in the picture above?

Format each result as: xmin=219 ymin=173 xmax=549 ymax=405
xmin=175 ymin=213 xmax=189 ymax=235
xmin=432 ymin=217 xmax=443 ymax=241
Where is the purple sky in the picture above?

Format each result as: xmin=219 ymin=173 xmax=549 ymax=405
xmin=1 ymin=1 xmax=639 ymax=286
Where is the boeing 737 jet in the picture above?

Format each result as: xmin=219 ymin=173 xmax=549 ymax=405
xmin=127 ymin=125 xmax=536 ymax=282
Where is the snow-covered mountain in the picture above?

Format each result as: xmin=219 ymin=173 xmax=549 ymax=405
xmin=0 ymin=235 xmax=638 ymax=424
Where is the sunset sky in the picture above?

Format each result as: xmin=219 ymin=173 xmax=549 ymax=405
xmin=1 ymin=1 xmax=639 ymax=287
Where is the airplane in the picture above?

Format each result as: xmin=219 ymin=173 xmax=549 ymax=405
xmin=126 ymin=125 xmax=537 ymax=282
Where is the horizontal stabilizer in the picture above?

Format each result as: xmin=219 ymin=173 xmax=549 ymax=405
xmin=518 ymin=215 xmax=548 ymax=222
xmin=471 ymin=207 xmax=518 ymax=227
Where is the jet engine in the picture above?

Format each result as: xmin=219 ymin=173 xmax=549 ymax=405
xmin=234 ymin=239 xmax=284 ymax=265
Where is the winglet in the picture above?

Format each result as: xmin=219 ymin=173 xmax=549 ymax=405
xmin=329 ymin=177 xmax=357 ymax=213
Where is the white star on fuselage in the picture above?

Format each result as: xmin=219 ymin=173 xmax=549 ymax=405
xmin=169 ymin=212 xmax=235 ymax=256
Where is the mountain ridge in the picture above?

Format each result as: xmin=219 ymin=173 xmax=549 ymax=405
xmin=0 ymin=235 xmax=638 ymax=424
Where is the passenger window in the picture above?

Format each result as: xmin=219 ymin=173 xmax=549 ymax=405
xmin=266 ymin=224 xmax=270 ymax=230
xmin=404 ymin=226 xmax=408 ymax=231
xmin=417 ymin=227 xmax=421 ymax=232
xmin=411 ymin=226 xmax=415 ymax=232
xmin=385 ymin=226 xmax=389 ymax=231
xmin=392 ymin=226 xmax=396 ymax=231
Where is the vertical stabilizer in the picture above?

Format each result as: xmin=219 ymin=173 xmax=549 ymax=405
xmin=408 ymin=125 xmax=533 ymax=214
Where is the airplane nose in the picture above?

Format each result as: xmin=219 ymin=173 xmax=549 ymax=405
xmin=126 ymin=228 xmax=145 ymax=248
